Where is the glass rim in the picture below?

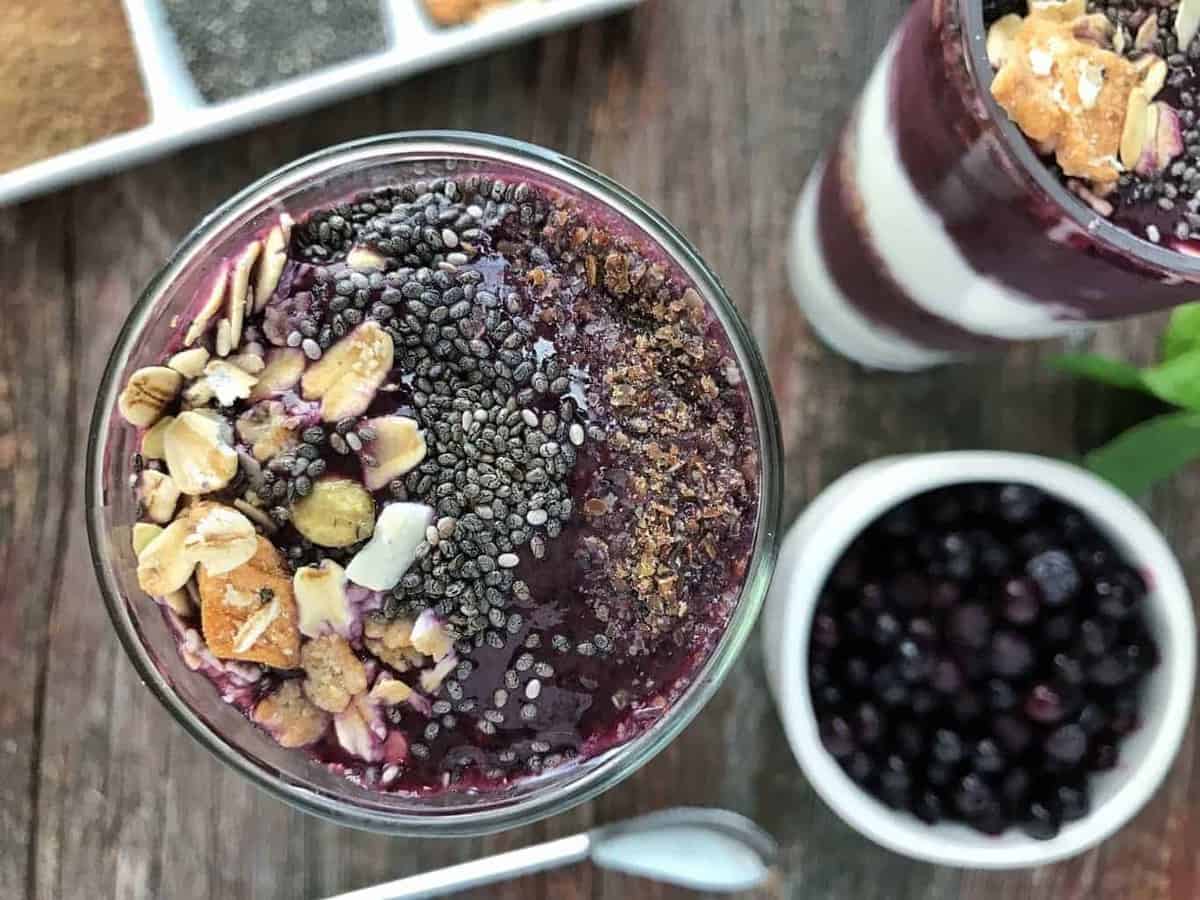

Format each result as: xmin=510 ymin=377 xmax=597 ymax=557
xmin=85 ymin=131 xmax=783 ymax=835
xmin=959 ymin=0 xmax=1200 ymax=277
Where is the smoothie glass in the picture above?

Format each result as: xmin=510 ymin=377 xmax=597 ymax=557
xmin=791 ymin=0 xmax=1200 ymax=370
xmin=87 ymin=132 xmax=783 ymax=834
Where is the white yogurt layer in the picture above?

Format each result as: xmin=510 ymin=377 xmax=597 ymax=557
xmin=789 ymin=159 xmax=953 ymax=371
xmin=854 ymin=35 xmax=1078 ymax=340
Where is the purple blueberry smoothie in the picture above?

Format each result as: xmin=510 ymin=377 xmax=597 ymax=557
xmin=790 ymin=0 xmax=1200 ymax=371
xmin=117 ymin=166 xmax=760 ymax=796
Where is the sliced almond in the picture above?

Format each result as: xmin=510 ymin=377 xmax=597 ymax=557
xmin=419 ymin=654 xmax=459 ymax=694
xmin=1113 ymin=24 xmax=1128 ymax=55
xmin=249 ymin=347 xmax=307 ymax=400
xmin=182 ymin=378 xmax=216 ymax=409
xmin=1134 ymin=14 xmax=1158 ymax=51
xmin=203 ymin=359 xmax=259 ymax=407
xmin=236 ymin=400 xmax=299 ymax=462
xmin=411 ymin=608 xmax=453 ymax=661
xmin=137 ymin=470 xmax=181 ymax=524
xmin=136 ymin=518 xmax=195 ymax=595
xmin=216 ymin=318 xmax=233 ymax=358
xmin=132 ymin=522 xmax=164 ymax=556
xmin=346 ymin=246 xmax=388 ymax=271
xmin=168 ymin=347 xmax=210 ymax=379
xmin=1178 ymin=0 xmax=1200 ymax=53
xmin=1138 ymin=55 xmax=1168 ymax=100
xmin=183 ymin=501 xmax=259 ymax=575
xmin=161 ymin=588 xmax=193 ymax=616
xmin=254 ymin=215 xmax=294 ymax=313
xmin=233 ymin=597 xmax=280 ymax=653
xmin=184 ymin=269 xmax=227 ymax=347
xmin=1138 ymin=101 xmax=1185 ymax=176
xmin=369 ymin=676 xmax=413 ymax=706
xmin=141 ymin=415 xmax=174 ymax=460
xmin=333 ymin=694 xmax=384 ymax=762
xmin=987 ymin=14 xmax=1025 ymax=68
xmin=228 ymin=352 xmax=265 ymax=375
xmin=291 ymin=477 xmax=376 ymax=548
xmin=118 ymin=366 xmax=183 ymax=428
xmin=361 ymin=416 xmax=427 ymax=491
xmin=294 ymin=560 xmax=353 ymax=638
xmin=300 ymin=321 xmax=394 ymax=423
xmin=1120 ymin=86 xmax=1151 ymax=170
xmin=163 ymin=410 xmax=239 ymax=495
xmin=228 ymin=240 xmax=261 ymax=350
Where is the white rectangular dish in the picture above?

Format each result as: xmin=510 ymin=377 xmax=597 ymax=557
xmin=0 ymin=0 xmax=640 ymax=206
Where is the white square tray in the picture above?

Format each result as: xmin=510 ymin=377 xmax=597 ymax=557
xmin=0 ymin=0 xmax=640 ymax=206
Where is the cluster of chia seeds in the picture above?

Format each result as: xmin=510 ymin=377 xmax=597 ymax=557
xmin=253 ymin=174 xmax=590 ymax=654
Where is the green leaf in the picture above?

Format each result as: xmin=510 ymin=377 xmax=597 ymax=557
xmin=1084 ymin=410 xmax=1200 ymax=496
xmin=1163 ymin=303 xmax=1200 ymax=361
xmin=1050 ymin=353 xmax=1146 ymax=391
xmin=1140 ymin=349 xmax=1200 ymax=410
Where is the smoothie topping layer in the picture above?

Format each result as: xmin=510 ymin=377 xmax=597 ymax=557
xmin=115 ymin=169 xmax=758 ymax=791
xmin=988 ymin=0 xmax=1200 ymax=244
xmin=989 ymin=1 xmax=1159 ymax=188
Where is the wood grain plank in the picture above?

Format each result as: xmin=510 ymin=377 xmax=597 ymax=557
xmin=0 ymin=197 xmax=73 ymax=900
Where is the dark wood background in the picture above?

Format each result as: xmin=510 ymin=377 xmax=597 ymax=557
xmin=2 ymin=1 xmax=1197 ymax=897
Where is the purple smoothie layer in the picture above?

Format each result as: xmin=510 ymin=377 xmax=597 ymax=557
xmin=817 ymin=120 xmax=1007 ymax=352
xmin=138 ymin=164 xmax=760 ymax=795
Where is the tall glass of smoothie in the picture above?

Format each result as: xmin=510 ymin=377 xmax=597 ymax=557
xmin=791 ymin=0 xmax=1200 ymax=370
xmin=87 ymin=133 xmax=781 ymax=834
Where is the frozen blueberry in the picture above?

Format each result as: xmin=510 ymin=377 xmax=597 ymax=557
xmin=993 ymin=715 xmax=1033 ymax=756
xmin=854 ymin=702 xmax=886 ymax=745
xmin=955 ymin=774 xmax=994 ymax=818
xmin=897 ymin=639 xmax=932 ymax=683
xmin=1027 ymin=550 xmax=1081 ymax=607
xmin=950 ymin=604 xmax=992 ymax=650
xmin=931 ymin=728 xmax=965 ymax=766
xmin=890 ymin=572 xmax=929 ymax=609
xmin=1045 ymin=723 xmax=1088 ymax=767
xmin=985 ymin=678 xmax=1018 ymax=711
xmin=1000 ymin=577 xmax=1040 ymax=626
xmin=931 ymin=658 xmax=964 ymax=695
xmin=1001 ymin=768 xmax=1032 ymax=816
xmin=990 ymin=630 xmax=1034 ymax=678
xmin=1025 ymin=684 xmax=1067 ymax=725
xmin=812 ymin=613 xmax=840 ymax=650
xmin=846 ymin=750 xmax=873 ymax=783
xmin=1052 ymin=652 xmax=1085 ymax=686
xmin=1056 ymin=783 xmax=1090 ymax=822
xmin=819 ymin=716 xmax=855 ymax=758
xmin=972 ymin=738 xmax=1006 ymax=776
xmin=1022 ymin=798 xmax=1061 ymax=840
xmin=895 ymin=721 xmax=926 ymax=759
xmin=940 ymin=533 xmax=976 ymax=581
xmin=873 ymin=611 xmax=901 ymax=646
xmin=1080 ymin=618 xmax=1115 ymax=657
xmin=997 ymin=484 xmax=1044 ymax=524
xmin=913 ymin=788 xmax=943 ymax=825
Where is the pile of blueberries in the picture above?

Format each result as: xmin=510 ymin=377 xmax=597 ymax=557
xmin=809 ymin=483 xmax=1159 ymax=839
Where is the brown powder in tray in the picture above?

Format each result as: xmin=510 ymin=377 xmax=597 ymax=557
xmin=0 ymin=0 xmax=150 ymax=176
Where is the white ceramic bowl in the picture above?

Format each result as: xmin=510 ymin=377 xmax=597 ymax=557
xmin=762 ymin=452 xmax=1196 ymax=869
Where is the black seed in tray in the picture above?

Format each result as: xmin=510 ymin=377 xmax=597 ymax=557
xmin=807 ymin=482 xmax=1160 ymax=839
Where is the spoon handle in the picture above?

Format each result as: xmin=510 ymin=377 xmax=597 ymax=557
xmin=319 ymin=833 xmax=593 ymax=900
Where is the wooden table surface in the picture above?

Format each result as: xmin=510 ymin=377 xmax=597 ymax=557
xmin=2 ymin=1 xmax=1198 ymax=897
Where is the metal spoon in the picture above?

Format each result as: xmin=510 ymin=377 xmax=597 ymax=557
xmin=321 ymin=807 xmax=778 ymax=900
